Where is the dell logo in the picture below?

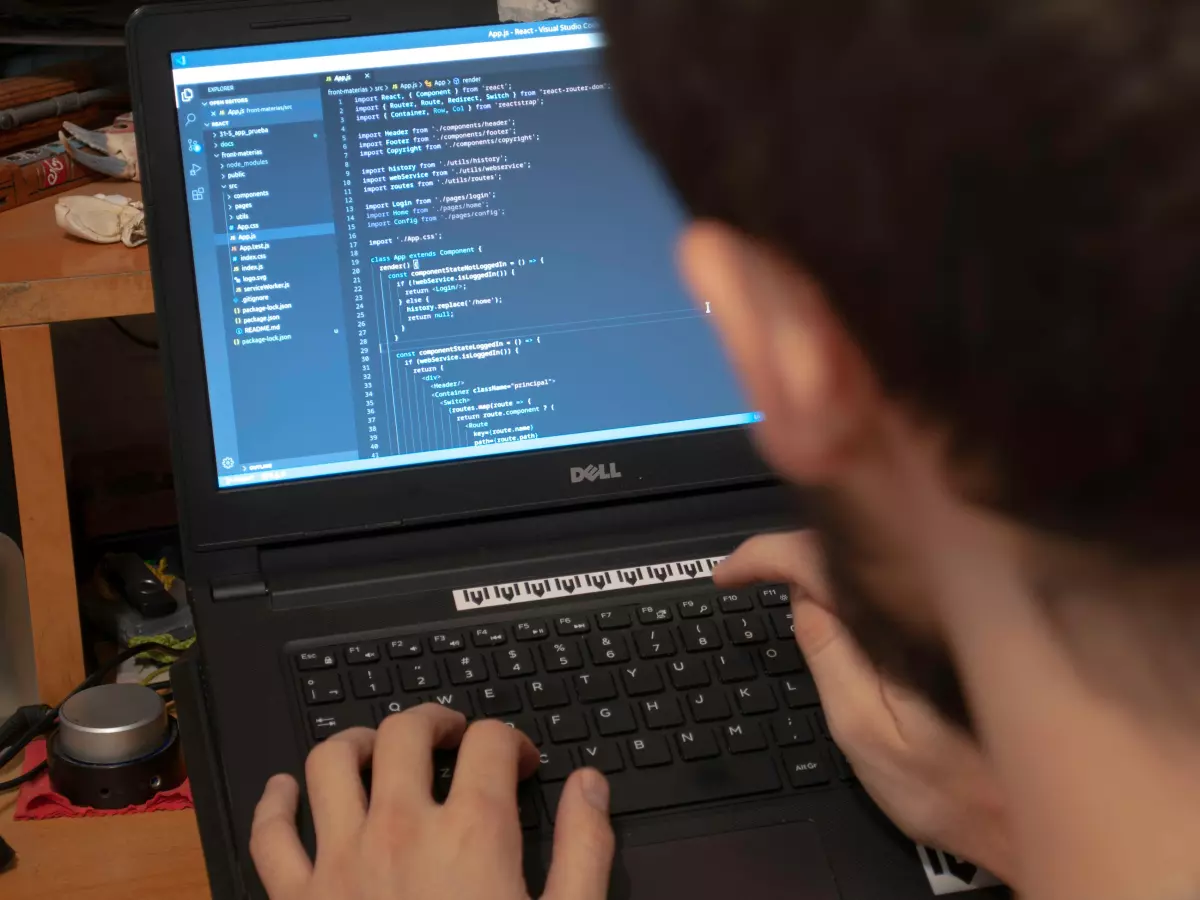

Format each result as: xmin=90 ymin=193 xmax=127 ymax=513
xmin=571 ymin=463 xmax=623 ymax=484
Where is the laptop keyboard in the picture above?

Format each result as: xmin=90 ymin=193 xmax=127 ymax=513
xmin=291 ymin=583 xmax=853 ymax=822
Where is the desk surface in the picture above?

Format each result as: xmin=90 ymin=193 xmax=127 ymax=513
xmin=0 ymin=181 xmax=155 ymax=327
xmin=0 ymin=753 xmax=211 ymax=899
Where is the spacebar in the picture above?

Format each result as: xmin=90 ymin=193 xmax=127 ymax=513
xmin=546 ymin=757 xmax=782 ymax=817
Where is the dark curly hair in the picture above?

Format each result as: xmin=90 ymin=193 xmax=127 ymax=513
xmin=599 ymin=0 xmax=1200 ymax=560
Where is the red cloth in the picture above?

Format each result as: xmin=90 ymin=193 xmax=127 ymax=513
xmin=14 ymin=738 xmax=193 ymax=820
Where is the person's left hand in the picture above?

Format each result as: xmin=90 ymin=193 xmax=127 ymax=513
xmin=249 ymin=704 xmax=615 ymax=900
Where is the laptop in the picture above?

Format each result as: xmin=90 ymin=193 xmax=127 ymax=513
xmin=129 ymin=2 xmax=1010 ymax=897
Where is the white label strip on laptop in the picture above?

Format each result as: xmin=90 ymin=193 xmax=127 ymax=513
xmin=452 ymin=556 xmax=729 ymax=612
xmin=916 ymin=845 xmax=1004 ymax=895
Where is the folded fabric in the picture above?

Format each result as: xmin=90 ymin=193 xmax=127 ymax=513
xmin=14 ymin=739 xmax=192 ymax=820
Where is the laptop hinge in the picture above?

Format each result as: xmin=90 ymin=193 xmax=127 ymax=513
xmin=211 ymin=575 xmax=269 ymax=602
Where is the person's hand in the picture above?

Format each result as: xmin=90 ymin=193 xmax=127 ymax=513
xmin=716 ymin=532 xmax=1017 ymax=885
xmin=250 ymin=705 xmax=615 ymax=899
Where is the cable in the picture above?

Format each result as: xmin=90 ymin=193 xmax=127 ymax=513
xmin=0 ymin=760 xmax=46 ymax=793
xmin=0 ymin=643 xmax=184 ymax=792
xmin=107 ymin=317 xmax=159 ymax=350
xmin=0 ymin=831 xmax=13 ymax=872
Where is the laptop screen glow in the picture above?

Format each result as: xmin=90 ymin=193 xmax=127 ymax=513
xmin=171 ymin=17 xmax=757 ymax=489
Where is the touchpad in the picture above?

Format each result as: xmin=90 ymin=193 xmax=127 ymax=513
xmin=613 ymin=821 xmax=841 ymax=900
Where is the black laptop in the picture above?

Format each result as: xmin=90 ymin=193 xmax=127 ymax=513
xmin=128 ymin=2 xmax=1009 ymax=897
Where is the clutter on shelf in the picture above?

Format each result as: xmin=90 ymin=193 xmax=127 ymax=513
xmin=54 ymin=191 xmax=145 ymax=246
xmin=1 ymin=112 xmax=134 ymax=212
xmin=499 ymin=0 xmax=594 ymax=22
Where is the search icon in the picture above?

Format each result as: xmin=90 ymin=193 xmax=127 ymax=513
xmin=185 ymin=113 xmax=197 ymax=126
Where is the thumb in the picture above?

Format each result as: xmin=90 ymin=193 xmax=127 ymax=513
xmin=542 ymin=768 xmax=616 ymax=900
xmin=792 ymin=599 xmax=887 ymax=720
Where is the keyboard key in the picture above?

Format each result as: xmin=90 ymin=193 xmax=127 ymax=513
xmin=678 ymin=598 xmax=714 ymax=619
xmin=668 ymin=658 xmax=711 ymax=690
xmin=714 ymin=649 xmax=757 ymax=683
xmin=308 ymin=710 xmax=344 ymax=740
xmin=595 ymin=608 xmax=631 ymax=630
xmin=398 ymin=660 xmax=440 ymax=692
xmin=637 ymin=604 xmax=673 ymax=625
xmin=681 ymin=621 xmax=723 ymax=653
xmin=726 ymin=614 xmax=767 ymax=645
xmin=782 ymin=747 xmax=831 ymax=788
xmin=537 ymin=747 xmax=575 ymax=782
xmin=526 ymin=676 xmax=570 ymax=710
xmin=471 ymin=626 xmax=508 ymax=648
xmin=301 ymin=672 xmax=344 ymax=705
xmin=634 ymin=628 xmax=676 ymax=659
xmin=758 ymin=585 xmax=791 ymax=608
xmin=542 ymin=755 xmax=781 ymax=818
xmin=717 ymin=591 xmax=753 ymax=614
xmin=733 ymin=683 xmax=778 ymax=715
xmin=387 ymin=638 xmax=422 ymax=659
xmin=555 ymin=615 xmax=590 ymax=636
xmin=494 ymin=646 xmax=536 ymax=678
xmin=541 ymin=640 xmax=584 ymax=672
xmin=817 ymin=710 xmax=830 ymax=737
xmin=587 ymin=634 xmax=630 ymax=665
xmin=518 ymin=781 xmax=540 ymax=830
xmin=307 ymin=706 xmax=370 ymax=741
xmin=574 ymin=670 xmax=617 ymax=703
xmin=780 ymin=674 xmax=821 ymax=708
xmin=723 ymin=721 xmax=767 ymax=754
xmin=297 ymin=650 xmax=337 ymax=671
xmin=628 ymin=733 xmax=672 ymax=768
xmin=429 ymin=632 xmax=465 ymax=653
xmin=761 ymin=642 xmax=804 ymax=676
xmin=376 ymin=697 xmax=422 ymax=723
xmin=771 ymin=713 xmax=814 ymax=746
xmin=769 ymin=609 xmax=795 ymax=640
xmin=514 ymin=620 xmax=549 ymax=642
xmin=594 ymin=702 xmax=637 ymax=736
xmin=687 ymin=689 xmax=732 ymax=722
xmin=430 ymin=690 xmax=473 ymax=717
xmin=345 ymin=643 xmax=381 ymax=665
xmin=641 ymin=696 xmax=684 ymax=729
xmin=480 ymin=683 xmax=522 ymax=717
xmin=446 ymin=653 xmax=488 ymax=685
xmin=676 ymin=727 xmax=720 ymax=761
xmin=433 ymin=750 xmax=456 ymax=802
xmin=831 ymin=744 xmax=856 ymax=781
xmin=547 ymin=709 xmax=589 ymax=743
xmin=498 ymin=715 xmax=542 ymax=745
xmin=350 ymin=666 xmax=393 ymax=699
xmin=620 ymin=664 xmax=664 ymax=697
xmin=579 ymin=741 xmax=625 ymax=774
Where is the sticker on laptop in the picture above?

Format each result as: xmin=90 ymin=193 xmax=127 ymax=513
xmin=452 ymin=555 xmax=728 ymax=612
xmin=917 ymin=845 xmax=1004 ymax=895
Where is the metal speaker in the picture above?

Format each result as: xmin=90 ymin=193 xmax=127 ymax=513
xmin=47 ymin=683 xmax=185 ymax=809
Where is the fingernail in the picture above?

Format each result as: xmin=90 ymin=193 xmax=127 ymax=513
xmin=580 ymin=768 xmax=610 ymax=813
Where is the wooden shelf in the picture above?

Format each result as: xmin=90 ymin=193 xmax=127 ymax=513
xmin=0 ymin=181 xmax=154 ymax=327
xmin=1 ymin=751 xmax=210 ymax=899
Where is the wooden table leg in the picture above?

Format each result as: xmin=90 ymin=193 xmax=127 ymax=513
xmin=0 ymin=324 xmax=83 ymax=704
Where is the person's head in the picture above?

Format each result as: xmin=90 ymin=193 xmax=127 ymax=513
xmin=599 ymin=0 xmax=1200 ymax=729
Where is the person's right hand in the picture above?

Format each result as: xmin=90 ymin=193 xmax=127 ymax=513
xmin=249 ymin=705 xmax=615 ymax=900
xmin=716 ymin=531 xmax=1017 ymax=886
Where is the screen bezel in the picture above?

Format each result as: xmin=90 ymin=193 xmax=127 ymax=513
xmin=129 ymin=0 xmax=771 ymax=552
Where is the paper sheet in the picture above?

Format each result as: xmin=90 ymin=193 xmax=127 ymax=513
xmin=499 ymin=0 xmax=594 ymax=23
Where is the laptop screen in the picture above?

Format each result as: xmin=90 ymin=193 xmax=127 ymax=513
xmin=171 ymin=17 xmax=757 ymax=489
